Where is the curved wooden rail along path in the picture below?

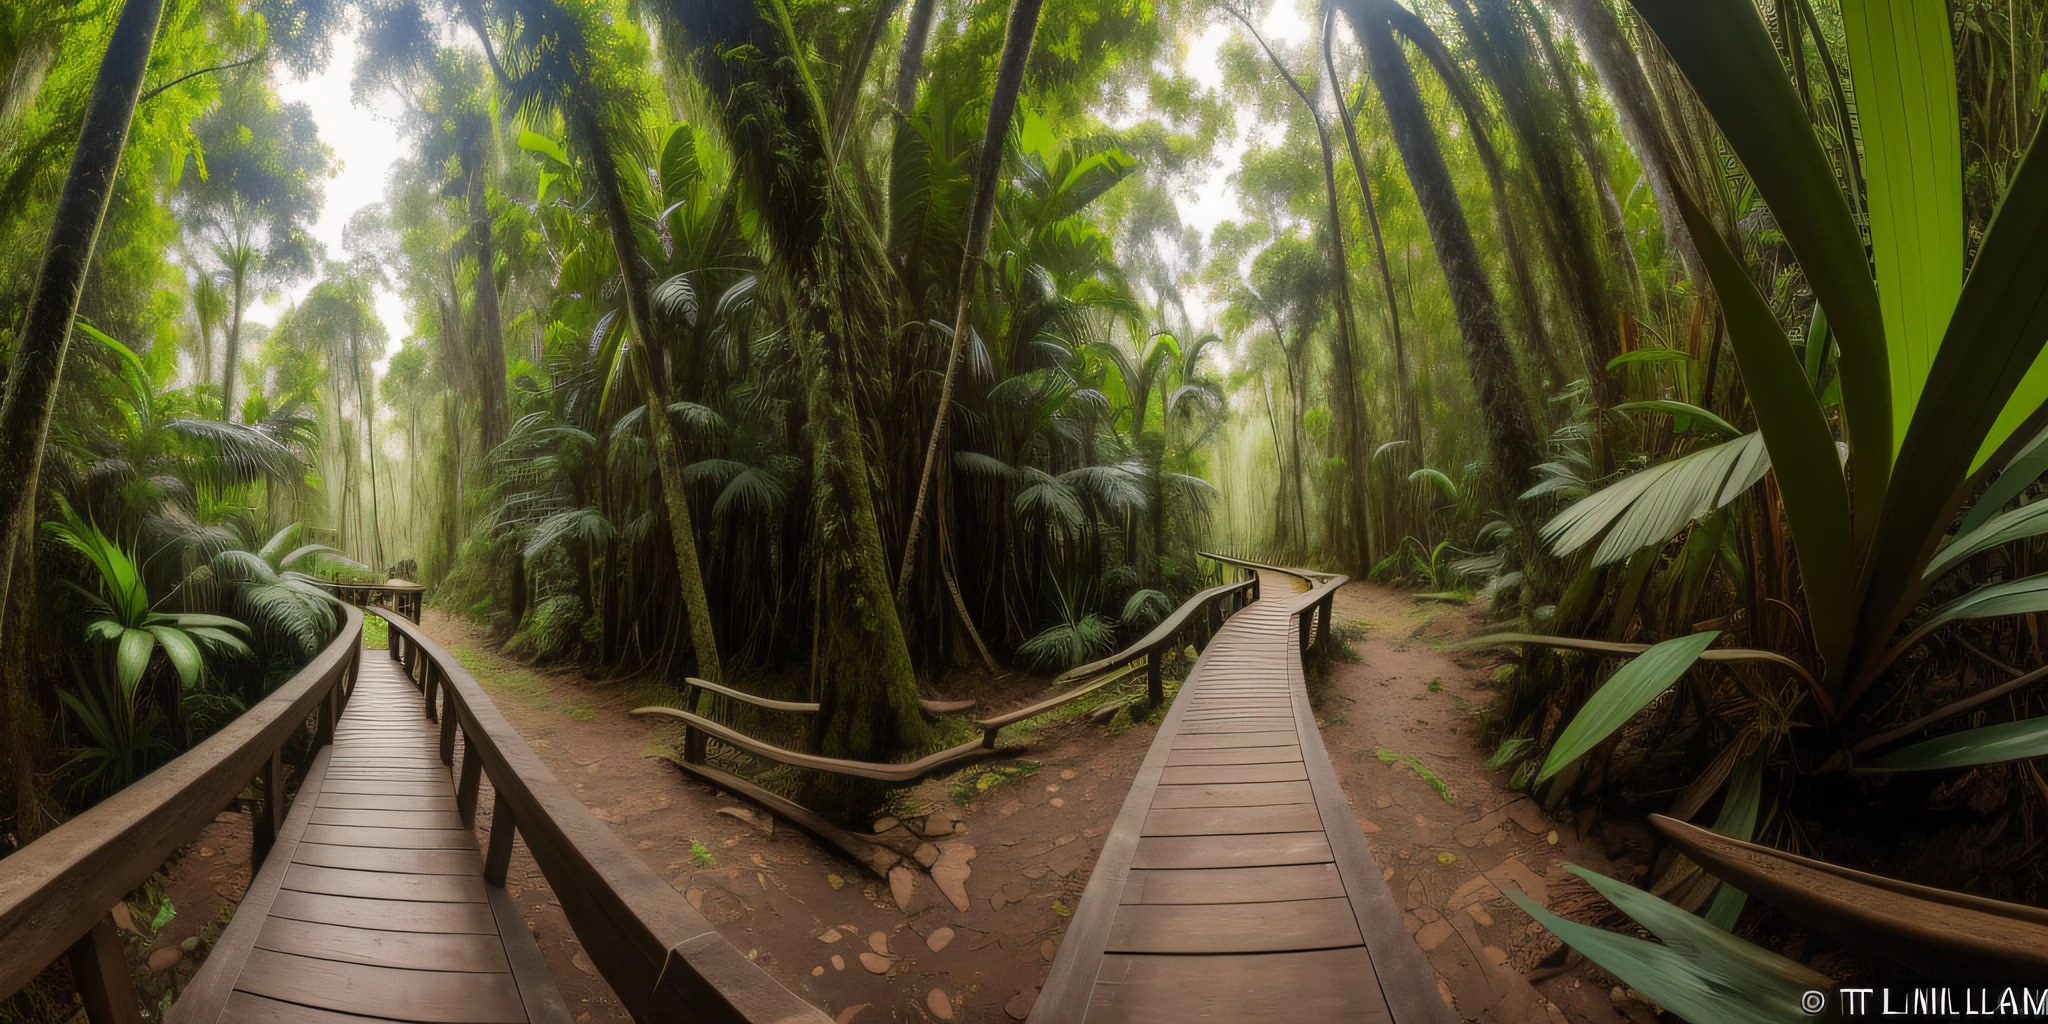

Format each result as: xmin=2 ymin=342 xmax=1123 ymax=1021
xmin=626 ymin=575 xmax=1261 ymax=873
xmin=0 ymin=598 xmax=831 ymax=1024
xmin=317 ymin=578 xmax=427 ymax=623
xmin=0 ymin=605 xmax=363 ymax=1024
xmin=1029 ymin=554 xmax=1453 ymax=1024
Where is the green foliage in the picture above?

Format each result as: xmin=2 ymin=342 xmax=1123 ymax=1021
xmin=1538 ymin=631 xmax=1718 ymax=782
xmin=1505 ymin=866 xmax=1831 ymax=1024
xmin=1373 ymin=748 xmax=1455 ymax=803
xmin=948 ymin=760 xmax=1042 ymax=806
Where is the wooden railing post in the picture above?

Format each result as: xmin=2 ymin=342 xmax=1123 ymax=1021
xmin=68 ymin=915 xmax=141 ymax=1024
xmin=255 ymin=747 xmax=284 ymax=865
xmin=424 ymin=662 xmax=439 ymax=722
xmin=456 ymin=732 xmax=483 ymax=825
xmin=483 ymin=790 xmax=516 ymax=887
xmin=683 ymin=720 xmax=707 ymax=765
xmin=438 ymin=689 xmax=458 ymax=767
xmin=317 ymin=685 xmax=337 ymax=748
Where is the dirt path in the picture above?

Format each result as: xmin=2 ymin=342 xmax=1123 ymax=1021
xmin=1318 ymin=582 xmax=1645 ymax=1024
xmin=420 ymin=611 xmax=1157 ymax=1024
xmin=421 ymin=583 xmax=1653 ymax=1024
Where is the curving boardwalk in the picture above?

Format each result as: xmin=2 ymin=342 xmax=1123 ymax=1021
xmin=1031 ymin=579 xmax=1453 ymax=1024
xmin=172 ymin=651 xmax=568 ymax=1024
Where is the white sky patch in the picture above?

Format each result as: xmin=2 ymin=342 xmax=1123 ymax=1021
xmin=250 ymin=30 xmax=411 ymax=370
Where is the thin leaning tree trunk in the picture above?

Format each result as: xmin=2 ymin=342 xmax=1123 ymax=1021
xmin=896 ymin=0 xmax=1047 ymax=601
xmin=571 ymin=98 xmax=725 ymax=684
xmin=469 ymin=163 xmax=510 ymax=456
xmin=0 ymin=0 xmax=167 ymax=653
xmin=1342 ymin=0 xmax=1544 ymax=504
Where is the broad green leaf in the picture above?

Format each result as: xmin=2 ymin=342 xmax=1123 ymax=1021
xmin=1539 ymin=631 xmax=1720 ymax=781
xmin=185 ymin=627 xmax=253 ymax=659
xmin=1802 ymin=304 xmax=1830 ymax=387
xmin=1842 ymin=0 xmax=1962 ymax=441
xmin=1505 ymin=866 xmax=1827 ymax=1024
xmin=1870 ymin=716 xmax=2048 ymax=771
xmin=116 ymin=628 xmax=156 ymax=692
xmin=146 ymin=626 xmax=203 ymax=690
xmin=1703 ymin=755 xmax=1762 ymax=931
xmin=1678 ymin=192 xmax=1855 ymax=680
xmin=517 ymin=129 xmax=571 ymax=167
xmin=1542 ymin=432 xmax=1768 ymax=568
xmin=161 ymin=612 xmax=250 ymax=634
xmin=1630 ymin=0 xmax=1891 ymax=527
xmin=1924 ymin=499 xmax=2048 ymax=581
xmin=659 ymin=122 xmax=702 ymax=209
xmin=1613 ymin=401 xmax=1741 ymax=439
xmin=1604 ymin=348 xmax=1693 ymax=370
xmin=1860 ymin=125 xmax=2048 ymax=676
xmin=1409 ymin=468 xmax=1458 ymax=502
xmin=1955 ymin=423 xmax=2048 ymax=538
xmin=1901 ymin=573 xmax=2048 ymax=654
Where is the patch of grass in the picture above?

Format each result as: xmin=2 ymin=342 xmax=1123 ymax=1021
xmin=1426 ymin=677 xmax=1442 ymax=693
xmin=1374 ymin=748 xmax=1457 ymax=804
xmin=1485 ymin=736 xmax=1532 ymax=770
xmin=562 ymin=704 xmax=596 ymax=721
xmin=947 ymin=760 xmax=1041 ymax=806
xmin=361 ymin=615 xmax=388 ymax=650
xmin=690 ymin=840 xmax=717 ymax=867
xmin=451 ymin=644 xmax=556 ymax=711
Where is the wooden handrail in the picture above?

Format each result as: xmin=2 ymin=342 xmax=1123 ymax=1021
xmin=1053 ymin=578 xmax=1257 ymax=685
xmin=1202 ymin=551 xmax=1348 ymax=653
xmin=371 ymin=608 xmax=828 ymax=1024
xmin=973 ymin=662 xmax=1143 ymax=738
xmin=314 ymin=578 xmax=425 ymax=622
xmin=629 ymin=707 xmax=1011 ymax=783
xmin=673 ymin=676 xmax=972 ymax=718
xmin=1199 ymin=550 xmax=1340 ymax=589
xmin=0 ymin=605 xmax=363 ymax=1021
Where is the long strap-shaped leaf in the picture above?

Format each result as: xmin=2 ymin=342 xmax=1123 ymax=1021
xmin=1651 ymin=814 xmax=2048 ymax=983
xmin=1458 ymin=632 xmax=1826 ymax=713
xmin=1677 ymin=191 xmax=1855 ymax=689
xmin=1538 ymin=631 xmax=1719 ymax=781
xmin=1629 ymin=0 xmax=1890 ymax=545
xmin=1842 ymin=0 xmax=1962 ymax=444
xmin=1503 ymin=864 xmax=1829 ymax=1024
xmin=1852 ymin=128 xmax=2048 ymax=709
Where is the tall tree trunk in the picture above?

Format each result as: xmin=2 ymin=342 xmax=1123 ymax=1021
xmin=893 ymin=0 xmax=939 ymax=111
xmin=0 ymin=0 xmax=165 ymax=652
xmin=468 ymin=165 xmax=510 ymax=456
xmin=1531 ymin=2 xmax=1645 ymax=311
xmin=1550 ymin=0 xmax=1703 ymax=286
xmin=1325 ymin=9 xmax=1420 ymax=462
xmin=1343 ymin=0 xmax=1544 ymax=504
xmin=897 ymin=0 xmax=1046 ymax=599
xmin=1434 ymin=0 xmax=1621 ymax=408
xmin=1231 ymin=7 xmax=1373 ymax=570
xmin=569 ymin=98 xmax=725 ymax=684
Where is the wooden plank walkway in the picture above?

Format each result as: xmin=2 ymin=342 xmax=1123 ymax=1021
xmin=173 ymin=652 xmax=569 ymax=1024
xmin=1032 ymin=586 xmax=1453 ymax=1024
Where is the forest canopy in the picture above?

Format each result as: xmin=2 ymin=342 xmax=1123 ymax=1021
xmin=7 ymin=0 xmax=2048 ymax=1015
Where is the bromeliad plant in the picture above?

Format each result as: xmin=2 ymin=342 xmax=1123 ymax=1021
xmin=45 ymin=503 xmax=254 ymax=753
xmin=1473 ymin=0 xmax=2048 ymax=1013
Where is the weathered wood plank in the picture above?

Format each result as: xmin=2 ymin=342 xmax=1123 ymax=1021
xmin=1107 ymin=897 xmax=1363 ymax=953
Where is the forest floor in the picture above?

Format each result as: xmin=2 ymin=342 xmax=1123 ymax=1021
xmin=143 ymin=582 xmax=1660 ymax=1024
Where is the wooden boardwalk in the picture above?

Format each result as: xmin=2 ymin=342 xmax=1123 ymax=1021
xmin=173 ymin=651 xmax=568 ymax=1024
xmin=1032 ymin=583 xmax=1452 ymax=1024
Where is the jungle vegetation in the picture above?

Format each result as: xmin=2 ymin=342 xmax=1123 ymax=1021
xmin=6 ymin=0 xmax=2048 ymax=1013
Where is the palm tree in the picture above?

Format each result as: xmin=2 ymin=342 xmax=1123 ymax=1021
xmin=898 ymin=0 xmax=1049 ymax=600
xmin=657 ymin=0 xmax=934 ymax=759
xmin=495 ymin=0 xmax=725 ymax=682
xmin=0 ymin=0 xmax=167 ymax=655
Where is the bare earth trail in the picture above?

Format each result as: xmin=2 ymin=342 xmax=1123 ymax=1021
xmin=399 ymin=583 xmax=1649 ymax=1024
